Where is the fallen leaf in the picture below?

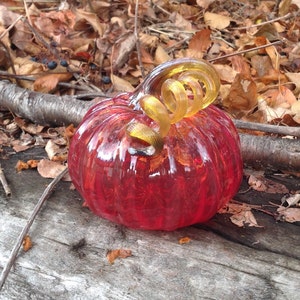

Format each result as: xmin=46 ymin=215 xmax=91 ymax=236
xmin=15 ymin=160 xmax=29 ymax=172
xmin=214 ymin=64 xmax=237 ymax=83
xmin=230 ymin=209 xmax=262 ymax=227
xmin=111 ymin=74 xmax=135 ymax=92
xmin=14 ymin=117 xmax=44 ymax=135
xmin=248 ymin=174 xmax=267 ymax=192
xmin=251 ymin=55 xmax=274 ymax=77
xmin=64 ymin=124 xmax=76 ymax=140
xmin=169 ymin=12 xmax=192 ymax=31
xmin=0 ymin=131 xmax=11 ymax=145
xmin=178 ymin=237 xmax=191 ymax=244
xmin=106 ymin=249 xmax=132 ymax=264
xmin=188 ymin=29 xmax=211 ymax=53
xmin=263 ymin=86 xmax=297 ymax=108
xmin=222 ymin=74 xmax=257 ymax=117
xmin=37 ymin=159 xmax=70 ymax=180
xmin=219 ymin=202 xmax=263 ymax=228
xmin=230 ymin=56 xmax=251 ymax=76
xmin=27 ymin=160 xmax=39 ymax=168
xmin=45 ymin=140 xmax=66 ymax=160
xmin=155 ymin=45 xmax=171 ymax=65
xmin=204 ymin=12 xmax=231 ymax=30
xmin=281 ymin=193 xmax=300 ymax=207
xmin=196 ymin=0 xmax=216 ymax=9
xmin=111 ymin=33 xmax=136 ymax=70
xmin=22 ymin=235 xmax=32 ymax=252
xmin=285 ymin=72 xmax=300 ymax=95
xmin=75 ymin=9 xmax=106 ymax=36
xmin=254 ymin=24 xmax=279 ymax=42
xmin=139 ymin=33 xmax=158 ymax=48
xmin=248 ymin=174 xmax=289 ymax=194
xmin=279 ymin=0 xmax=292 ymax=16
xmin=277 ymin=207 xmax=300 ymax=223
xmin=33 ymin=73 xmax=73 ymax=93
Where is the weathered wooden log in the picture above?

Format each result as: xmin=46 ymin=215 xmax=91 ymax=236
xmin=0 ymin=80 xmax=299 ymax=171
xmin=0 ymin=149 xmax=299 ymax=299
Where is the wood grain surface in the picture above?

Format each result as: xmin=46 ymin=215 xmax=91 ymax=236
xmin=0 ymin=148 xmax=299 ymax=300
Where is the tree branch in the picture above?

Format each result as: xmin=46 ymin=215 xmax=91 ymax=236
xmin=0 ymin=80 xmax=299 ymax=171
xmin=0 ymin=80 xmax=92 ymax=126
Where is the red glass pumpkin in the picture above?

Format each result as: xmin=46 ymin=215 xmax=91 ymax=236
xmin=68 ymin=59 xmax=243 ymax=230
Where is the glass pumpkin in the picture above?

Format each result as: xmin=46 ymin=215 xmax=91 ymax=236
xmin=68 ymin=58 xmax=243 ymax=231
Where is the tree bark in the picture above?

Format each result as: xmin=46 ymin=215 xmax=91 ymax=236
xmin=0 ymin=80 xmax=299 ymax=171
xmin=239 ymin=134 xmax=300 ymax=171
xmin=0 ymin=80 xmax=92 ymax=126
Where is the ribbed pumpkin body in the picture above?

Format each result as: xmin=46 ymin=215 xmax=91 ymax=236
xmin=68 ymin=93 xmax=243 ymax=230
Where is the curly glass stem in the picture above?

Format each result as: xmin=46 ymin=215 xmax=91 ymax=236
xmin=127 ymin=58 xmax=220 ymax=156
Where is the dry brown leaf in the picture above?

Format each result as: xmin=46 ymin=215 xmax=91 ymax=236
xmin=139 ymin=33 xmax=158 ymax=48
xmin=111 ymin=33 xmax=136 ymax=70
xmin=22 ymin=235 xmax=33 ymax=252
xmin=219 ymin=202 xmax=262 ymax=228
xmin=248 ymin=174 xmax=267 ymax=192
xmin=12 ymin=57 xmax=45 ymax=88
xmin=45 ymin=140 xmax=66 ymax=160
xmin=169 ymin=12 xmax=192 ymax=31
xmin=188 ymin=29 xmax=211 ymax=53
xmin=255 ymin=36 xmax=280 ymax=70
xmin=277 ymin=207 xmax=300 ymax=223
xmin=37 ymin=159 xmax=70 ymax=180
xmin=33 ymin=73 xmax=73 ymax=93
xmin=265 ymin=44 xmax=280 ymax=71
xmin=291 ymin=101 xmax=300 ymax=115
xmin=292 ymin=0 xmax=300 ymax=8
xmin=258 ymin=97 xmax=292 ymax=122
xmin=214 ymin=64 xmax=237 ymax=83
xmin=265 ymin=86 xmax=297 ymax=108
xmin=155 ymin=45 xmax=171 ymax=65
xmin=279 ymin=0 xmax=292 ymax=16
xmin=106 ymin=249 xmax=132 ymax=264
xmin=248 ymin=174 xmax=289 ymax=194
xmin=230 ymin=56 xmax=251 ymax=76
xmin=230 ymin=210 xmax=262 ymax=227
xmin=64 ymin=124 xmax=76 ymax=140
xmin=139 ymin=46 xmax=154 ymax=65
xmin=181 ymin=49 xmax=204 ymax=60
xmin=196 ymin=0 xmax=216 ymax=9
xmin=222 ymin=74 xmax=257 ymax=117
xmin=75 ymin=9 xmax=105 ymax=36
xmin=204 ymin=12 xmax=231 ymax=30
xmin=0 ymin=131 xmax=11 ymax=145
xmin=14 ymin=117 xmax=44 ymax=135
xmin=27 ymin=160 xmax=39 ymax=169
xmin=285 ymin=72 xmax=300 ymax=94
xmin=12 ymin=143 xmax=32 ymax=153
xmin=178 ymin=237 xmax=191 ymax=244
xmin=15 ymin=160 xmax=29 ymax=172
xmin=111 ymin=74 xmax=134 ymax=92
xmin=281 ymin=193 xmax=300 ymax=207
xmin=251 ymin=55 xmax=273 ymax=78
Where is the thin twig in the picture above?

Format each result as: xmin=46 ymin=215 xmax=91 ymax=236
xmin=233 ymin=119 xmax=300 ymax=138
xmin=230 ymin=13 xmax=292 ymax=30
xmin=0 ymin=164 xmax=11 ymax=197
xmin=208 ymin=40 xmax=282 ymax=62
xmin=0 ymin=41 xmax=20 ymax=86
xmin=0 ymin=15 xmax=23 ymax=40
xmin=0 ymin=167 xmax=68 ymax=290
xmin=134 ymin=0 xmax=145 ymax=78
xmin=0 ymin=71 xmax=102 ymax=93
xmin=22 ymin=0 xmax=33 ymax=27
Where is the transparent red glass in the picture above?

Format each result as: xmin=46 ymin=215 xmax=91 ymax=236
xmin=68 ymin=59 xmax=243 ymax=230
